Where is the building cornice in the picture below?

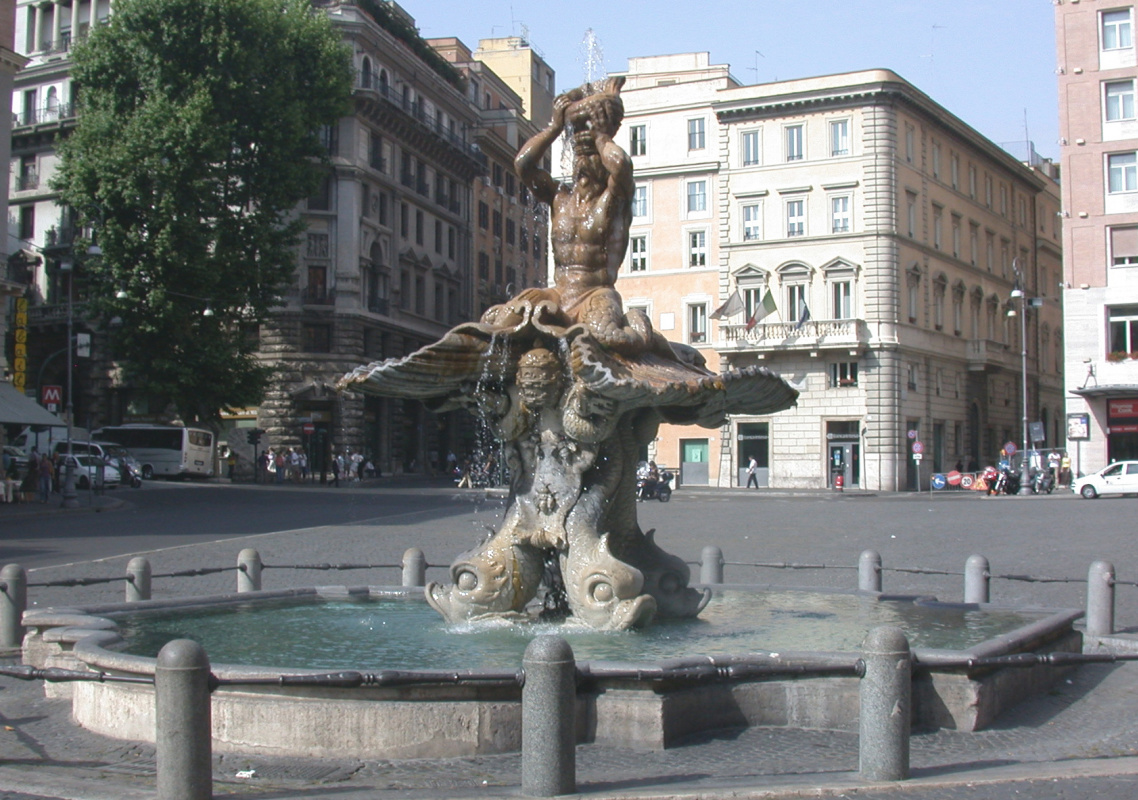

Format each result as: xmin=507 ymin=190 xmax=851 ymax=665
xmin=631 ymin=161 xmax=719 ymax=179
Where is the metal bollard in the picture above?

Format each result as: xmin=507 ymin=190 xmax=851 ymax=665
xmin=126 ymin=557 xmax=152 ymax=602
xmin=522 ymin=636 xmax=576 ymax=797
xmin=700 ymin=545 xmax=724 ymax=584
xmin=402 ymin=547 xmax=426 ymax=587
xmin=859 ymin=550 xmax=882 ymax=593
xmin=1087 ymin=560 xmax=1116 ymax=637
xmin=0 ymin=564 xmax=27 ymax=650
xmin=964 ymin=555 xmax=990 ymax=604
xmin=237 ymin=549 xmax=262 ymax=593
xmin=859 ymin=626 xmax=911 ymax=782
xmin=155 ymin=639 xmax=212 ymax=800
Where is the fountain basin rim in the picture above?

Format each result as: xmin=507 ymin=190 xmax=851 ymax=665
xmin=25 ymin=584 xmax=1084 ymax=679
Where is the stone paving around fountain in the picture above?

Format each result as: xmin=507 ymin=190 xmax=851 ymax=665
xmin=5 ymin=488 xmax=1138 ymax=799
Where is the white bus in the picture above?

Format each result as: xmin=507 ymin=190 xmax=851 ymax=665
xmin=92 ymin=425 xmax=215 ymax=479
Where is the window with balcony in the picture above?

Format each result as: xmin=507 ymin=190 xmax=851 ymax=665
xmin=787 ymin=199 xmax=805 ymax=237
xmin=688 ymin=230 xmax=707 ymax=267
xmin=830 ymin=119 xmax=849 ymax=156
xmin=688 ymin=117 xmax=706 ymax=150
xmin=832 ymin=280 xmax=852 ymax=319
xmin=830 ymin=362 xmax=858 ymax=387
xmin=742 ymin=129 xmax=761 ymax=165
xmin=831 ymin=195 xmax=851 ymax=233
xmin=630 ymin=235 xmax=648 ymax=271
xmin=630 ymin=124 xmax=647 ymax=156
xmin=688 ymin=303 xmax=708 ymax=344
xmin=1109 ymin=152 xmax=1138 ymax=192
xmin=743 ymin=203 xmax=762 ymax=241
xmin=788 ymin=283 xmax=808 ymax=323
xmin=786 ymin=124 xmax=804 ymax=161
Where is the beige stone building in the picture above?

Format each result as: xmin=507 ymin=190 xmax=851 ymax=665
xmin=1056 ymin=1 xmax=1138 ymax=477
xmin=603 ymin=54 xmax=1063 ymax=490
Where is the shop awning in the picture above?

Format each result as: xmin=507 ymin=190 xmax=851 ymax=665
xmin=1071 ymin=384 xmax=1138 ymax=399
xmin=0 ymin=382 xmax=65 ymax=427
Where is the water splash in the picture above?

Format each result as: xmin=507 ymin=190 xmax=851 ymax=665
xmin=579 ymin=28 xmax=606 ymax=88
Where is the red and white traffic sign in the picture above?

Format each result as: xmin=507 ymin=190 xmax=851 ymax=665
xmin=302 ymin=423 xmax=315 ymax=435
xmin=1004 ymin=441 xmax=1017 ymax=456
xmin=911 ymin=441 xmax=924 ymax=454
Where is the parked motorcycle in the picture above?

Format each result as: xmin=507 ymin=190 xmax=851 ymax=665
xmin=636 ymin=465 xmax=673 ymax=502
xmin=986 ymin=465 xmax=1021 ymax=496
xmin=1031 ymin=468 xmax=1055 ymax=495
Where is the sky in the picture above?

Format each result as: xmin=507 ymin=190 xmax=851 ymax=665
xmin=410 ymin=0 xmax=1060 ymax=160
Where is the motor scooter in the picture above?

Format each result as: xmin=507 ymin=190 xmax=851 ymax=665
xmin=636 ymin=467 xmax=673 ymax=502
xmin=1031 ymin=468 xmax=1055 ymax=494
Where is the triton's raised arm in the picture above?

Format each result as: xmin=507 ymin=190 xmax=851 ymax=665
xmin=588 ymin=77 xmax=633 ymax=201
xmin=515 ymin=91 xmax=577 ymax=206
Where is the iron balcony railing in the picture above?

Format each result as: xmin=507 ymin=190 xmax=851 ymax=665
xmin=12 ymin=103 xmax=78 ymax=128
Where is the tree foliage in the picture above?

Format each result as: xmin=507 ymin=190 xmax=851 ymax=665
xmin=54 ymin=0 xmax=352 ymax=424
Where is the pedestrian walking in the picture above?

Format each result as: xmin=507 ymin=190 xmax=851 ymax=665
xmin=38 ymin=453 xmax=54 ymax=504
xmin=331 ymin=452 xmax=341 ymax=487
xmin=745 ymin=455 xmax=759 ymax=489
xmin=274 ymin=450 xmax=286 ymax=484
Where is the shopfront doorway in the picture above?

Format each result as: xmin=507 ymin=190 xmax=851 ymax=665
xmin=736 ymin=422 xmax=769 ymax=487
xmin=826 ymin=421 xmax=860 ymax=488
xmin=1108 ymin=399 xmax=1138 ymax=462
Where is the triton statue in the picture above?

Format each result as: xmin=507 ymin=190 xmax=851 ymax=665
xmin=338 ymin=77 xmax=797 ymax=630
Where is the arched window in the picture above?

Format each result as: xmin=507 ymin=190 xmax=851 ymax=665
xmin=361 ymin=57 xmax=372 ymax=89
xmin=44 ymin=87 xmax=59 ymax=121
xmin=379 ymin=69 xmax=389 ymax=95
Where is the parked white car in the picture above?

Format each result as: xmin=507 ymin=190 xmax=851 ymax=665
xmin=60 ymin=455 xmax=121 ymax=490
xmin=1073 ymin=461 xmax=1138 ymax=499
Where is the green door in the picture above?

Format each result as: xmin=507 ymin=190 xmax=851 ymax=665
xmin=680 ymin=438 xmax=709 ymax=485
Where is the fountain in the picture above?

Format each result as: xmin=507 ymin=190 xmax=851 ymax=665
xmin=337 ymin=76 xmax=798 ymax=630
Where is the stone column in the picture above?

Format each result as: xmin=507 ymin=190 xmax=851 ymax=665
xmin=50 ymin=0 xmax=63 ymax=50
xmin=69 ymin=0 xmax=81 ymax=44
xmin=155 ymin=640 xmax=212 ymax=800
xmin=32 ymin=3 xmax=45 ymax=53
xmin=860 ymin=626 xmax=911 ymax=781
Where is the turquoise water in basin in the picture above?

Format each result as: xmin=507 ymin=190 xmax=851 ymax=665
xmin=114 ymin=590 xmax=1045 ymax=672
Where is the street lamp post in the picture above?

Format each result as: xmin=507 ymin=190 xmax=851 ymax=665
xmin=60 ymin=257 xmax=78 ymax=508
xmin=1010 ymin=261 xmax=1031 ymax=495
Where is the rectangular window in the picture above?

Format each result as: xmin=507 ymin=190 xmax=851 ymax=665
xmin=952 ymin=215 xmax=961 ymax=258
xmin=1110 ymin=305 xmax=1138 ymax=354
xmin=830 ymin=119 xmax=849 ymax=156
xmin=478 ymin=201 xmax=489 ymax=229
xmin=969 ymin=165 xmax=977 ymax=199
xmin=630 ymin=235 xmax=648 ymax=271
xmin=1103 ymin=9 xmax=1134 ymax=50
xmin=786 ymin=124 xmax=804 ymax=161
xmin=743 ymin=203 xmax=762 ymax=240
xmin=688 ymin=117 xmax=705 ymax=150
xmin=687 ymin=180 xmax=707 ymax=213
xmin=301 ymin=324 xmax=332 ymax=353
xmin=632 ymin=185 xmax=648 ymax=217
xmin=688 ymin=303 xmax=708 ymax=344
xmin=906 ymin=192 xmax=917 ymax=237
xmin=970 ymin=224 xmax=979 ymax=266
xmin=950 ymin=153 xmax=959 ymax=189
xmin=415 ymin=210 xmax=424 ymax=245
xmin=831 ymin=195 xmax=851 ymax=233
xmin=742 ymin=129 xmax=761 ymax=166
xmin=688 ymin=230 xmax=707 ymax=267
xmin=788 ymin=284 xmax=807 ymax=323
xmin=434 ymin=219 xmax=443 ymax=253
xmin=630 ymin=124 xmax=647 ymax=156
xmin=1112 ymin=226 xmax=1138 ymax=265
xmin=932 ymin=205 xmax=942 ymax=248
xmin=985 ymin=175 xmax=993 ymax=207
xmin=369 ymin=132 xmax=384 ymax=171
xmin=832 ymin=280 xmax=852 ymax=319
xmin=931 ymin=142 xmax=941 ymax=179
xmin=400 ymin=202 xmax=409 ymax=238
xmin=1106 ymin=80 xmax=1137 ymax=121
xmin=829 ymin=362 xmax=858 ymax=388
xmin=478 ymin=252 xmax=489 ymax=280
xmin=505 ymin=219 xmax=515 ymax=245
xmin=492 ymin=209 xmax=502 ymax=237
xmin=1110 ymin=152 xmax=1138 ymax=192
xmin=905 ymin=125 xmax=914 ymax=162
xmin=787 ymin=199 xmax=805 ymax=237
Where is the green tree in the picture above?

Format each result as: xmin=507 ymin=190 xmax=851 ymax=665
xmin=54 ymin=0 xmax=352 ymax=424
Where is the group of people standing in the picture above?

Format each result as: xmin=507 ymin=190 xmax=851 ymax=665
xmin=2 ymin=449 xmax=62 ymax=504
xmin=255 ymin=447 xmax=377 ymax=487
